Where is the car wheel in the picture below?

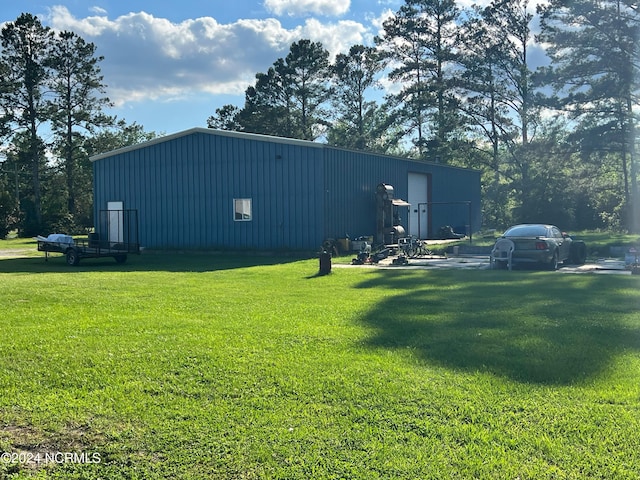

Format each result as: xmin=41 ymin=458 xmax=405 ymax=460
xmin=548 ymin=251 xmax=559 ymax=270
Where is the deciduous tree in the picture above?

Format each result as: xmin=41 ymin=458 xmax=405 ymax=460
xmin=537 ymin=0 xmax=640 ymax=229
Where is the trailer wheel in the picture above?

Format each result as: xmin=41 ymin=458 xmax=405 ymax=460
xmin=66 ymin=248 xmax=80 ymax=266
xmin=114 ymin=254 xmax=127 ymax=264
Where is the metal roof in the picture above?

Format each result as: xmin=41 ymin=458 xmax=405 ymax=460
xmin=89 ymin=127 xmax=323 ymax=162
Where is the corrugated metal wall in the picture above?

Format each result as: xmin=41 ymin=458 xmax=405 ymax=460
xmin=323 ymin=148 xmax=409 ymax=241
xmin=93 ymin=130 xmax=324 ymax=249
xmin=93 ymin=129 xmax=480 ymax=250
xmin=322 ymin=147 xmax=481 ymax=241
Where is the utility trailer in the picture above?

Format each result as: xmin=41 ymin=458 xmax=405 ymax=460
xmin=37 ymin=236 xmax=140 ymax=265
xmin=36 ymin=209 xmax=140 ymax=266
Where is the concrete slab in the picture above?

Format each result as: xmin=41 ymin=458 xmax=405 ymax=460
xmin=338 ymin=254 xmax=634 ymax=274
xmin=559 ymin=259 xmax=631 ymax=275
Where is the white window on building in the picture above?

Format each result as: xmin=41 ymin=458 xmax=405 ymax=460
xmin=234 ymin=198 xmax=252 ymax=221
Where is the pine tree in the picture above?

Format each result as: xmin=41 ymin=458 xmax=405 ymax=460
xmin=376 ymin=0 xmax=461 ymax=161
xmin=0 ymin=14 xmax=53 ymax=234
xmin=47 ymin=30 xmax=113 ymax=220
xmin=237 ymin=39 xmax=331 ymax=141
xmin=329 ymin=45 xmax=382 ymax=151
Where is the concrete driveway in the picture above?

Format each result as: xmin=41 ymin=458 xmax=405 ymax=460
xmin=339 ymin=253 xmax=633 ymax=274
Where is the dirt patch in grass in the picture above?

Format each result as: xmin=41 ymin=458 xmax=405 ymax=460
xmin=0 ymin=250 xmax=32 ymax=258
xmin=1 ymin=423 xmax=102 ymax=473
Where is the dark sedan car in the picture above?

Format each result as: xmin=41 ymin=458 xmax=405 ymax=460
xmin=491 ymin=224 xmax=586 ymax=270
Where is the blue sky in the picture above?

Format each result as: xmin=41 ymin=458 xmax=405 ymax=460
xmin=1 ymin=0 xmax=542 ymax=137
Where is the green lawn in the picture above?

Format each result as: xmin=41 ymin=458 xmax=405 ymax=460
xmin=1 ymin=244 xmax=640 ymax=478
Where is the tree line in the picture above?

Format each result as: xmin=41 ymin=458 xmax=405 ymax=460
xmin=0 ymin=13 xmax=156 ymax=238
xmin=210 ymin=0 xmax=639 ymax=232
xmin=1 ymin=0 xmax=638 ymax=239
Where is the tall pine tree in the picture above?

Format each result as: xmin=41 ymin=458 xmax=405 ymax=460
xmin=376 ymin=0 xmax=461 ymax=161
xmin=0 ymin=13 xmax=53 ymax=234
xmin=328 ymin=44 xmax=382 ymax=151
xmin=237 ymin=39 xmax=331 ymax=141
xmin=48 ymin=30 xmax=114 ymax=222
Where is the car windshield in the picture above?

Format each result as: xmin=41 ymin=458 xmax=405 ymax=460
xmin=504 ymin=225 xmax=548 ymax=237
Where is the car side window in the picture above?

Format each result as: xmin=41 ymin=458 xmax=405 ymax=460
xmin=551 ymin=227 xmax=561 ymax=238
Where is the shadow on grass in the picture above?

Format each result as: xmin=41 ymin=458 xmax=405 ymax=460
xmin=0 ymin=251 xmax=310 ymax=274
xmin=356 ymin=269 xmax=640 ymax=385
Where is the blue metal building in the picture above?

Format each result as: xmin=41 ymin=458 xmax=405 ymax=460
xmin=91 ymin=128 xmax=481 ymax=250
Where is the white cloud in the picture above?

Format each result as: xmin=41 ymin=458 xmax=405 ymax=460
xmin=264 ymin=0 xmax=350 ymax=17
xmin=455 ymin=0 xmax=492 ymax=8
xmin=45 ymin=6 xmax=369 ymax=107
xmin=370 ymin=8 xmax=394 ymax=37
xmin=89 ymin=6 xmax=107 ymax=16
xmin=292 ymin=18 xmax=368 ymax=58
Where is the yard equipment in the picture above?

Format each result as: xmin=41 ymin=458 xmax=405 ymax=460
xmin=351 ymin=240 xmax=373 ymax=265
xmin=375 ymin=183 xmax=410 ymax=246
xmin=398 ymin=236 xmax=434 ymax=258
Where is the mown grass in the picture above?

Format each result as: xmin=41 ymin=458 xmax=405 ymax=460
xmin=1 ymin=246 xmax=639 ymax=478
xmin=575 ymin=231 xmax=640 ymax=257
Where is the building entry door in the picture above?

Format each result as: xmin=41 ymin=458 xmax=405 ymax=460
xmin=408 ymin=173 xmax=429 ymax=238
xmin=107 ymin=201 xmax=124 ymax=244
